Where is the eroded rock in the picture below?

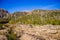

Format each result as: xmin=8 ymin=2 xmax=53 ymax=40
xmin=0 ymin=35 xmax=7 ymax=40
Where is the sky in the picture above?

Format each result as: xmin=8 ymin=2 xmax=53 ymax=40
xmin=0 ymin=0 xmax=60 ymax=13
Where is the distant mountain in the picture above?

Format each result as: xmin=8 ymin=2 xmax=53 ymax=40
xmin=12 ymin=10 xmax=60 ymax=20
xmin=13 ymin=12 xmax=31 ymax=17
xmin=32 ymin=10 xmax=60 ymax=15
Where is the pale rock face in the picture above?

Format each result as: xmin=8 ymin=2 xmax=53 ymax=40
xmin=20 ymin=34 xmax=36 ymax=40
xmin=0 ymin=35 xmax=7 ymax=40
xmin=47 ymin=30 xmax=58 ymax=34
xmin=0 ymin=9 xmax=10 ymax=19
xmin=0 ymin=29 xmax=8 ymax=35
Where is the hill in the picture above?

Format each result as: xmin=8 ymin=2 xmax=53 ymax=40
xmin=9 ymin=10 xmax=60 ymax=25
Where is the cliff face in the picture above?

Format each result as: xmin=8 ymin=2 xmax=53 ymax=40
xmin=0 ymin=9 xmax=11 ymax=24
xmin=0 ymin=9 xmax=10 ymax=19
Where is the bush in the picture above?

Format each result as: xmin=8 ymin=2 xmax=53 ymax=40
xmin=0 ymin=24 xmax=3 ymax=30
xmin=6 ymin=27 xmax=17 ymax=40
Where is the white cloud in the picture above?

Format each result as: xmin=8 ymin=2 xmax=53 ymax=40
xmin=40 ymin=4 xmax=58 ymax=10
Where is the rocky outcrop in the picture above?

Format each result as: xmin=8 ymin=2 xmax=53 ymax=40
xmin=0 ymin=9 xmax=10 ymax=19
xmin=10 ymin=24 xmax=60 ymax=40
xmin=0 ymin=35 xmax=7 ymax=40
xmin=0 ymin=24 xmax=60 ymax=40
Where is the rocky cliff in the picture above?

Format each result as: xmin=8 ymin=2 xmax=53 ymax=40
xmin=0 ymin=9 xmax=10 ymax=19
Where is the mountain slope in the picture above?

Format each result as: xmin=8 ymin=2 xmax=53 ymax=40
xmin=9 ymin=10 xmax=60 ymax=25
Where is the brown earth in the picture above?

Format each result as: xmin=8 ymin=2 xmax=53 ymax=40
xmin=0 ymin=24 xmax=60 ymax=40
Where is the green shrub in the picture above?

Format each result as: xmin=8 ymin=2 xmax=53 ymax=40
xmin=9 ymin=20 xmax=15 ymax=24
xmin=7 ymin=33 xmax=16 ymax=40
xmin=0 ymin=24 xmax=3 ymax=30
xmin=6 ymin=27 xmax=16 ymax=40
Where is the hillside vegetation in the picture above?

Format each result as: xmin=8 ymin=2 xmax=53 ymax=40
xmin=9 ymin=10 xmax=60 ymax=25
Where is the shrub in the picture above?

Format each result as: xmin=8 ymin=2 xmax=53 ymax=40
xmin=6 ymin=27 xmax=17 ymax=40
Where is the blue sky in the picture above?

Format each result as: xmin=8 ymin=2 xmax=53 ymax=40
xmin=0 ymin=0 xmax=60 ymax=13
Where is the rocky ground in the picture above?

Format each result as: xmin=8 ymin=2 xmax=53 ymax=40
xmin=0 ymin=24 xmax=60 ymax=40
